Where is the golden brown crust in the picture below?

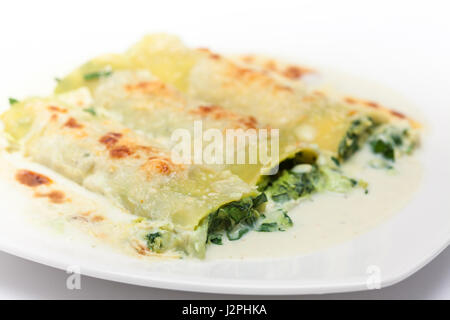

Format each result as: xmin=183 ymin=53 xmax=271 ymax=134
xmin=189 ymin=105 xmax=259 ymax=129
xmin=197 ymin=47 xmax=221 ymax=60
xmin=109 ymin=145 xmax=134 ymax=159
xmin=224 ymin=63 xmax=294 ymax=93
xmin=282 ymin=66 xmax=312 ymax=80
xmin=140 ymin=155 xmax=182 ymax=176
xmin=47 ymin=105 xmax=68 ymax=113
xmin=124 ymin=80 xmax=185 ymax=103
xmin=91 ymin=215 xmax=105 ymax=222
xmin=343 ymin=96 xmax=421 ymax=128
xmin=237 ymin=55 xmax=314 ymax=80
xmin=99 ymin=132 xmax=123 ymax=147
xmin=15 ymin=170 xmax=52 ymax=187
xmin=48 ymin=105 xmax=186 ymax=178
xmin=34 ymin=190 xmax=67 ymax=204
xmin=64 ymin=117 xmax=84 ymax=129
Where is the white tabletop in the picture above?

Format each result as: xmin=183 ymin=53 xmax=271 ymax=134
xmin=0 ymin=247 xmax=448 ymax=299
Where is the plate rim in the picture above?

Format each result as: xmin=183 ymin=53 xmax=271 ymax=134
xmin=0 ymin=235 xmax=448 ymax=295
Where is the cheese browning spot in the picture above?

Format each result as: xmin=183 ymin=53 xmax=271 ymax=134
xmin=135 ymin=243 xmax=148 ymax=255
xmin=64 ymin=117 xmax=83 ymax=129
xmin=47 ymin=105 xmax=68 ymax=113
xmin=229 ymin=64 xmax=294 ymax=93
xmin=91 ymin=215 xmax=105 ymax=222
xmin=110 ymin=145 xmax=133 ymax=158
xmin=238 ymin=55 xmax=313 ymax=80
xmin=124 ymin=81 xmax=183 ymax=101
xmin=209 ymin=53 xmax=221 ymax=60
xmin=190 ymin=105 xmax=259 ymax=129
xmin=47 ymin=190 xmax=66 ymax=203
xmin=99 ymin=132 xmax=122 ymax=147
xmin=241 ymin=55 xmax=254 ymax=63
xmin=16 ymin=170 xmax=52 ymax=187
xmin=283 ymin=66 xmax=307 ymax=79
xmin=390 ymin=110 xmax=406 ymax=119
xmin=142 ymin=157 xmax=177 ymax=175
xmin=198 ymin=48 xmax=221 ymax=60
xmin=35 ymin=190 xmax=66 ymax=204
xmin=264 ymin=60 xmax=277 ymax=71
xmin=344 ymin=97 xmax=357 ymax=104
xmin=71 ymin=216 xmax=89 ymax=222
xmin=155 ymin=160 xmax=170 ymax=174
xmin=71 ymin=212 xmax=105 ymax=223
xmin=242 ymin=116 xmax=258 ymax=129
xmin=366 ymin=101 xmax=380 ymax=108
xmin=344 ymin=96 xmax=412 ymax=123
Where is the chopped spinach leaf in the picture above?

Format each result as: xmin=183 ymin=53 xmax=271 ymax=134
xmin=256 ymin=207 xmax=293 ymax=232
xmin=227 ymin=227 xmax=250 ymax=241
xmin=370 ymin=139 xmax=395 ymax=161
xmin=145 ymin=232 xmax=163 ymax=251
xmin=338 ymin=117 xmax=377 ymax=160
xmin=253 ymin=151 xmax=361 ymax=236
xmin=8 ymin=98 xmax=19 ymax=105
xmin=369 ymin=159 xmax=394 ymax=170
xmin=208 ymin=234 xmax=223 ymax=245
xmin=206 ymin=195 xmax=264 ymax=244
xmin=83 ymin=70 xmax=112 ymax=81
xmin=83 ymin=107 xmax=96 ymax=116
xmin=368 ymin=125 xmax=416 ymax=162
xmin=271 ymin=193 xmax=291 ymax=203
xmin=392 ymin=133 xmax=403 ymax=146
xmin=263 ymin=165 xmax=320 ymax=203
xmin=331 ymin=156 xmax=340 ymax=167
xmin=258 ymin=222 xmax=278 ymax=232
xmin=252 ymin=192 xmax=268 ymax=208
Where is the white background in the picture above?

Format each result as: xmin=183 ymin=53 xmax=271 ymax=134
xmin=0 ymin=0 xmax=448 ymax=299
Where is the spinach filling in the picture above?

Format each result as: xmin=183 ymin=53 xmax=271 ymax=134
xmin=339 ymin=117 xmax=417 ymax=169
xmin=145 ymin=232 xmax=163 ymax=252
xmin=144 ymin=120 xmax=416 ymax=252
xmin=144 ymin=117 xmax=406 ymax=252
xmin=204 ymin=151 xmax=362 ymax=246
xmin=143 ymin=118 xmax=417 ymax=254
xmin=368 ymin=125 xmax=415 ymax=162
xmin=206 ymin=194 xmax=267 ymax=245
xmin=262 ymin=164 xmax=320 ymax=204
xmin=204 ymin=153 xmax=315 ymax=245
xmin=338 ymin=117 xmax=378 ymax=160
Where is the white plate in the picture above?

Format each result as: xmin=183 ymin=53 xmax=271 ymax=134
xmin=0 ymin=0 xmax=449 ymax=295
